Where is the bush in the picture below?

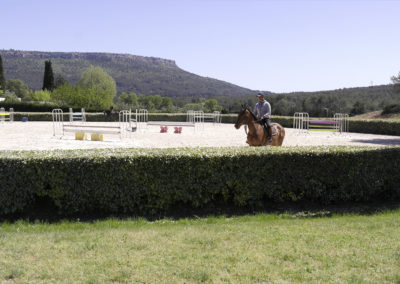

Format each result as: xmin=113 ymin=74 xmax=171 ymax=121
xmin=349 ymin=119 xmax=400 ymax=136
xmin=382 ymin=104 xmax=400 ymax=115
xmin=1 ymin=146 xmax=399 ymax=218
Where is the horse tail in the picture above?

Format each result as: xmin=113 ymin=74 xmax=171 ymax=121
xmin=272 ymin=123 xmax=285 ymax=146
xmin=277 ymin=125 xmax=285 ymax=146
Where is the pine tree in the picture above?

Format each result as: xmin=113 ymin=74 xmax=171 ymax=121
xmin=42 ymin=60 xmax=55 ymax=91
xmin=0 ymin=55 xmax=6 ymax=93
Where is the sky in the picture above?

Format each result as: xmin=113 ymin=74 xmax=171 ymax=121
xmin=2 ymin=0 xmax=400 ymax=93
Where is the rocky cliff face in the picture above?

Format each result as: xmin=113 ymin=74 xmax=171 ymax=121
xmin=0 ymin=49 xmax=177 ymax=68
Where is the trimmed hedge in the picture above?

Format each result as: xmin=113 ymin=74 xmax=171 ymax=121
xmin=348 ymin=119 xmax=400 ymax=136
xmin=1 ymin=146 xmax=399 ymax=217
xmin=0 ymin=101 xmax=105 ymax=113
xmin=12 ymin=112 xmax=113 ymax=122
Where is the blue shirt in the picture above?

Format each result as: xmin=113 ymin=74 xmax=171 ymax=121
xmin=254 ymin=101 xmax=271 ymax=119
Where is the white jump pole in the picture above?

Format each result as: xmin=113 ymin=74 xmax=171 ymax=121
xmin=9 ymin=108 xmax=14 ymax=122
xmin=186 ymin=110 xmax=195 ymax=123
xmin=334 ymin=113 xmax=349 ymax=134
xmin=293 ymin=112 xmax=309 ymax=134
xmin=52 ymin=109 xmax=64 ymax=136
xmin=138 ymin=109 xmax=148 ymax=131
xmin=81 ymin=108 xmax=86 ymax=122
xmin=193 ymin=110 xmax=204 ymax=131
xmin=213 ymin=111 xmax=221 ymax=124
xmin=119 ymin=110 xmax=130 ymax=138
xmin=0 ymin=107 xmax=4 ymax=123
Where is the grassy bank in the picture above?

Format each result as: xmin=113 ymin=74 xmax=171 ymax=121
xmin=1 ymin=211 xmax=399 ymax=283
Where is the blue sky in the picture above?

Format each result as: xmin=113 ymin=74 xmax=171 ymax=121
xmin=2 ymin=0 xmax=400 ymax=93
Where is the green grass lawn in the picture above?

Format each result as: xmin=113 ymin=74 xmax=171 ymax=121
xmin=1 ymin=210 xmax=399 ymax=283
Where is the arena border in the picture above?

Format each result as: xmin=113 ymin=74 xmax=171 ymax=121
xmin=1 ymin=146 xmax=399 ymax=218
xmin=10 ymin=112 xmax=400 ymax=136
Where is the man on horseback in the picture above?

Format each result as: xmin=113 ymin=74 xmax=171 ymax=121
xmin=254 ymin=92 xmax=276 ymax=142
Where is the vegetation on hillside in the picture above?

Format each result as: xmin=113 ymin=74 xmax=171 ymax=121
xmin=0 ymin=50 xmax=254 ymax=98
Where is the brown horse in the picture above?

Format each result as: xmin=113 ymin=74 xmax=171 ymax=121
xmin=234 ymin=106 xmax=285 ymax=146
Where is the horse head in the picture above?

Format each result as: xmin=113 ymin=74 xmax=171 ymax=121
xmin=234 ymin=104 xmax=256 ymax=129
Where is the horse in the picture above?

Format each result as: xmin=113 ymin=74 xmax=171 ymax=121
xmin=234 ymin=105 xmax=285 ymax=146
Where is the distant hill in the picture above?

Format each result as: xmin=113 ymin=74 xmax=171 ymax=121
xmin=354 ymin=110 xmax=400 ymax=120
xmin=0 ymin=49 xmax=256 ymax=98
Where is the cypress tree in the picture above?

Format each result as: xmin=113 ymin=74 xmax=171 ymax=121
xmin=42 ymin=60 xmax=55 ymax=91
xmin=0 ymin=55 xmax=5 ymax=93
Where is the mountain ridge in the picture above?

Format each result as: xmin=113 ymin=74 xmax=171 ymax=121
xmin=0 ymin=49 xmax=255 ymax=98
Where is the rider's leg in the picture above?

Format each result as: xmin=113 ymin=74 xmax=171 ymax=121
xmin=263 ymin=119 xmax=272 ymax=142
xmin=266 ymin=118 xmax=277 ymax=136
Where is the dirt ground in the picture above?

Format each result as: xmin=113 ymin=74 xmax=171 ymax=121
xmin=0 ymin=121 xmax=399 ymax=151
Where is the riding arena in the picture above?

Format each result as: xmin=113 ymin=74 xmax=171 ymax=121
xmin=0 ymin=110 xmax=399 ymax=150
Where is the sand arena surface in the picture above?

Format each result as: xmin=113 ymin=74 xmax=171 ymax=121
xmin=0 ymin=121 xmax=399 ymax=151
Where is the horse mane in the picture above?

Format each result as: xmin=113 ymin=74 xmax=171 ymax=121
xmin=245 ymin=106 xmax=258 ymax=121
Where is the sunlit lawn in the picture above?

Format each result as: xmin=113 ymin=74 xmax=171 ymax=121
xmin=1 ymin=210 xmax=399 ymax=283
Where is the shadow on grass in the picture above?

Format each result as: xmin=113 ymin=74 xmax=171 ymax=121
xmin=1 ymin=198 xmax=400 ymax=223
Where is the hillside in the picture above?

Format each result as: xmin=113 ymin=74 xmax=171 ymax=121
xmin=353 ymin=110 xmax=400 ymax=120
xmin=0 ymin=49 xmax=255 ymax=98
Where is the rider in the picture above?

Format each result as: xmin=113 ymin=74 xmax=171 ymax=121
xmin=254 ymin=92 xmax=276 ymax=142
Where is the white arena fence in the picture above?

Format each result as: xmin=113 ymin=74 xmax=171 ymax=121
xmin=293 ymin=112 xmax=349 ymax=134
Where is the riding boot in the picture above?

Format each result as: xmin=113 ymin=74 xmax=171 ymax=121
xmin=264 ymin=124 xmax=272 ymax=143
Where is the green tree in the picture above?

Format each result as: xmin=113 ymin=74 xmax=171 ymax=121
xmin=78 ymin=66 xmax=116 ymax=97
xmin=0 ymin=55 xmax=5 ymax=93
xmin=31 ymin=90 xmax=51 ymax=102
xmin=350 ymin=101 xmax=366 ymax=116
xmin=4 ymin=91 xmax=20 ymax=103
xmin=52 ymin=83 xmax=86 ymax=107
xmin=161 ymin=97 xmax=173 ymax=109
xmin=391 ymin=72 xmax=400 ymax=94
xmin=54 ymin=74 xmax=68 ymax=89
xmin=152 ymin=95 xmax=162 ymax=109
xmin=6 ymin=79 xmax=29 ymax=98
xmin=142 ymin=96 xmax=155 ymax=110
xmin=183 ymin=103 xmax=203 ymax=111
xmin=42 ymin=60 xmax=55 ymax=91
xmin=118 ymin=92 xmax=138 ymax=106
xmin=204 ymin=98 xmax=222 ymax=112
xmin=78 ymin=66 xmax=116 ymax=108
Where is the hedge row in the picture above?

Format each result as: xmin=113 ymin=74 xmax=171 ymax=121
xmin=348 ymin=119 xmax=400 ymax=136
xmin=0 ymin=102 xmax=105 ymax=112
xmin=8 ymin=112 xmax=400 ymax=136
xmin=1 ymin=146 xmax=399 ymax=218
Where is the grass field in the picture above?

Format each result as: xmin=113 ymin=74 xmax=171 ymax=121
xmin=1 ymin=210 xmax=399 ymax=283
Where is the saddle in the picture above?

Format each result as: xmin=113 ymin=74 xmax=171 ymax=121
xmin=257 ymin=121 xmax=278 ymax=138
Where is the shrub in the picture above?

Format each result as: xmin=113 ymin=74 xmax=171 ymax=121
xmin=1 ymin=146 xmax=399 ymax=218
xmin=382 ymin=104 xmax=400 ymax=115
